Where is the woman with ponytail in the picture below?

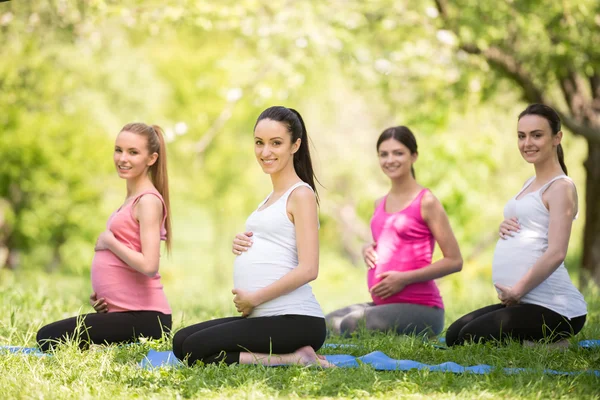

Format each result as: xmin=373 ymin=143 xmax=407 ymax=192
xmin=37 ymin=123 xmax=172 ymax=351
xmin=173 ymin=106 xmax=330 ymax=367
xmin=446 ymin=104 xmax=587 ymax=347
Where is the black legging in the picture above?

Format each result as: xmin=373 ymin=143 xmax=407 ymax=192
xmin=36 ymin=311 xmax=171 ymax=352
xmin=172 ymin=314 xmax=326 ymax=365
xmin=446 ymin=303 xmax=586 ymax=346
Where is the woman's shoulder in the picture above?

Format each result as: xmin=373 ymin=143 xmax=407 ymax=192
xmin=287 ymin=184 xmax=317 ymax=208
xmin=544 ymin=177 xmax=577 ymax=202
xmin=419 ymin=188 xmax=448 ymax=222
xmin=546 ymin=176 xmax=576 ymax=191
xmin=419 ymin=188 xmax=437 ymax=207
xmin=288 ymin=183 xmax=315 ymax=198
xmin=132 ymin=191 xmax=165 ymax=220
xmin=542 ymin=177 xmax=578 ymax=216
xmin=136 ymin=192 xmax=164 ymax=207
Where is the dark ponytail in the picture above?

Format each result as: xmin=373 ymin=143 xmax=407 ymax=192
xmin=255 ymin=106 xmax=320 ymax=203
xmin=518 ymin=104 xmax=568 ymax=175
xmin=556 ymin=144 xmax=567 ymax=176
xmin=376 ymin=126 xmax=418 ymax=178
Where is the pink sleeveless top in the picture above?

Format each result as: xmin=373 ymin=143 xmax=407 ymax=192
xmin=367 ymin=189 xmax=444 ymax=309
xmin=91 ymin=190 xmax=171 ymax=314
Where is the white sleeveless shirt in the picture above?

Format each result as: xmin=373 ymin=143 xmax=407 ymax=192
xmin=233 ymin=182 xmax=324 ymax=318
xmin=492 ymin=175 xmax=587 ymax=319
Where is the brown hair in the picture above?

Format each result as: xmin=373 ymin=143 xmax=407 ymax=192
xmin=120 ymin=123 xmax=172 ymax=252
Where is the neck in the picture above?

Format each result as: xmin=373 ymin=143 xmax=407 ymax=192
xmin=533 ymin=156 xmax=564 ymax=182
xmin=269 ymin=164 xmax=302 ymax=194
xmin=126 ymin=173 xmax=154 ymax=198
xmin=389 ymin=175 xmax=419 ymax=194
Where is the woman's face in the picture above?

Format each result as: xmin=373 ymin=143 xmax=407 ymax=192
xmin=377 ymin=138 xmax=416 ymax=179
xmin=113 ymin=130 xmax=157 ymax=180
xmin=517 ymin=115 xmax=561 ymax=165
xmin=254 ymin=119 xmax=300 ymax=175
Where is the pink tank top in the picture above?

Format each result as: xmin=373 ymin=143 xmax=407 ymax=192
xmin=367 ymin=189 xmax=444 ymax=309
xmin=90 ymin=190 xmax=171 ymax=314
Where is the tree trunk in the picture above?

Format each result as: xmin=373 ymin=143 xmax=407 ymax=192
xmin=581 ymin=140 xmax=600 ymax=287
xmin=5 ymin=248 xmax=20 ymax=270
xmin=0 ymin=245 xmax=7 ymax=269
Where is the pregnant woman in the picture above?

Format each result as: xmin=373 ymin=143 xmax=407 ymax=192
xmin=446 ymin=104 xmax=587 ymax=347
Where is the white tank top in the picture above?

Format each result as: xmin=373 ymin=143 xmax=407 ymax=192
xmin=233 ymin=182 xmax=324 ymax=318
xmin=492 ymin=175 xmax=587 ymax=319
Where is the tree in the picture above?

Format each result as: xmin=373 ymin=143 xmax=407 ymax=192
xmin=429 ymin=0 xmax=600 ymax=286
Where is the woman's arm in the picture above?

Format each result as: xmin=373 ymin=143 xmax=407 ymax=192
xmin=411 ymin=191 xmax=463 ymax=280
xmin=370 ymin=191 xmax=462 ymax=299
xmin=233 ymin=186 xmax=319 ymax=316
xmin=96 ymin=194 xmax=164 ymax=277
xmin=496 ymin=180 xmax=576 ymax=304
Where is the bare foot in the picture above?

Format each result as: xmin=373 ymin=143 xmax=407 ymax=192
xmin=293 ymin=346 xmax=335 ymax=368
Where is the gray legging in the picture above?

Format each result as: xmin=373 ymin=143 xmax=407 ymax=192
xmin=326 ymin=302 xmax=444 ymax=337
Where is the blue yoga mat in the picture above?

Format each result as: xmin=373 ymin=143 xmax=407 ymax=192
xmin=140 ymin=349 xmax=183 ymax=368
xmin=579 ymin=340 xmax=600 ymax=349
xmin=139 ymin=349 xmax=600 ymax=376
xmin=5 ymin=339 xmax=599 ymax=376
xmin=0 ymin=346 xmax=46 ymax=356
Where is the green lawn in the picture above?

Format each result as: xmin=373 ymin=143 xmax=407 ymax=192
xmin=1 ymin=239 xmax=599 ymax=399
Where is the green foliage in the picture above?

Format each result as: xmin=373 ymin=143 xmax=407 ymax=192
xmin=0 ymin=0 xmax=594 ymax=278
xmin=0 ymin=0 xmax=172 ymax=271
xmin=0 ymin=15 xmax=111 ymax=271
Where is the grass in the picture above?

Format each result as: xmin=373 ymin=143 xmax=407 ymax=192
xmin=1 ymin=227 xmax=599 ymax=399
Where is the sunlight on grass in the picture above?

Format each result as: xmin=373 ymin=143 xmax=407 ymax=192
xmin=1 ymin=235 xmax=599 ymax=399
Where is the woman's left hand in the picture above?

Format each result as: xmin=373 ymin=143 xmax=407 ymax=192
xmin=494 ymin=283 xmax=521 ymax=306
xmin=370 ymin=271 xmax=410 ymax=299
xmin=232 ymin=288 xmax=259 ymax=317
xmin=94 ymin=230 xmax=116 ymax=251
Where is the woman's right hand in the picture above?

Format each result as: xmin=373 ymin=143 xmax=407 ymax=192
xmin=232 ymin=231 xmax=253 ymax=255
xmin=89 ymin=292 xmax=108 ymax=313
xmin=362 ymin=242 xmax=377 ymax=269
xmin=499 ymin=217 xmax=520 ymax=239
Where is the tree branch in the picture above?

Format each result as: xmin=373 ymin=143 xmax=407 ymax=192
xmin=463 ymin=48 xmax=600 ymax=142
xmin=558 ymin=70 xmax=582 ymax=116
xmin=324 ymin=201 xmax=372 ymax=266
xmin=434 ymin=0 xmax=449 ymax=20
xmin=555 ymin=110 xmax=600 ymax=144
xmin=194 ymin=66 xmax=271 ymax=157
xmin=433 ymin=0 xmax=600 ymax=143
xmin=460 ymin=44 xmax=545 ymax=104
xmin=194 ymin=103 xmax=235 ymax=155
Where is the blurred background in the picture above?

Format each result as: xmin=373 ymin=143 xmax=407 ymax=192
xmin=1 ymin=0 xmax=598 ymax=325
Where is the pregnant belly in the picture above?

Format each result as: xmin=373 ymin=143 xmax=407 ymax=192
xmin=367 ymin=259 xmax=425 ymax=290
xmin=491 ymin=237 xmax=544 ymax=286
xmin=232 ymin=244 xmax=296 ymax=291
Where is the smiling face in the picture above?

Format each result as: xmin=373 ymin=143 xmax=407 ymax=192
xmin=113 ymin=130 xmax=158 ymax=180
xmin=377 ymin=138 xmax=417 ymax=179
xmin=517 ymin=114 xmax=562 ymax=165
xmin=254 ymin=119 xmax=300 ymax=175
